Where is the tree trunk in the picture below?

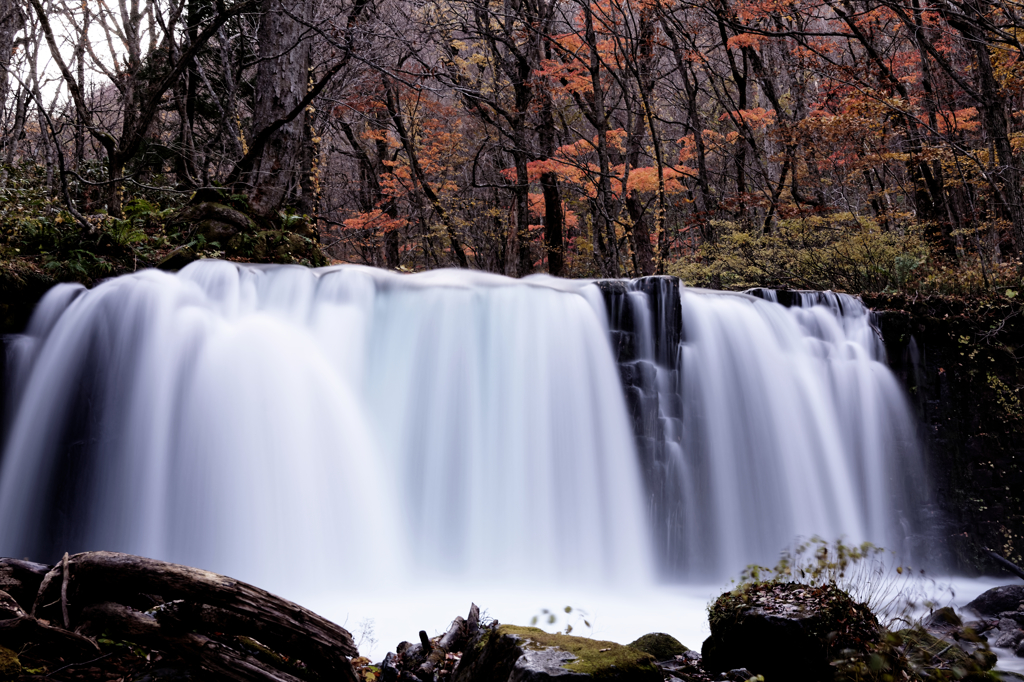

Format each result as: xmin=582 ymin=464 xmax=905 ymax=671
xmin=248 ymin=0 xmax=313 ymax=217
xmin=0 ymin=0 xmax=23 ymax=114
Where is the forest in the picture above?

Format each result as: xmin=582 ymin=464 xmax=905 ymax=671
xmin=1 ymin=0 xmax=1024 ymax=294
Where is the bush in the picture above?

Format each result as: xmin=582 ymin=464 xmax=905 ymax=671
xmin=670 ymin=213 xmax=929 ymax=293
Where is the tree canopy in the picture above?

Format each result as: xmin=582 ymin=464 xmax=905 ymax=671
xmin=3 ymin=0 xmax=1024 ymax=292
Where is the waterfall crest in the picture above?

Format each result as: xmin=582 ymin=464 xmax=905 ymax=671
xmin=0 ymin=261 xmax=927 ymax=591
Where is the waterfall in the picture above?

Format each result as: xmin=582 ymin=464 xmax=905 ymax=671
xmin=603 ymin=280 xmax=928 ymax=577
xmin=0 ymin=261 xmax=927 ymax=594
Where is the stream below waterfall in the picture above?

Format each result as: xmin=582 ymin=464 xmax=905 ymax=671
xmin=0 ymin=259 xmax=1005 ymax=666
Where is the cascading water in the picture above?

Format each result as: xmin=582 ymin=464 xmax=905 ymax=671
xmin=600 ymin=281 xmax=928 ymax=578
xmin=0 ymin=261 xmax=653 ymax=594
xmin=0 ymin=260 xmax=931 ymax=619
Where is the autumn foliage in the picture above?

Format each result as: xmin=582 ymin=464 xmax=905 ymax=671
xmin=5 ymin=0 xmax=1024 ymax=292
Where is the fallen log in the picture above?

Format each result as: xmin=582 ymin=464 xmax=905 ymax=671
xmin=0 ymin=614 xmax=100 ymax=658
xmin=0 ymin=559 xmax=51 ymax=612
xmin=984 ymin=547 xmax=1024 ymax=582
xmin=78 ymin=602 xmax=313 ymax=682
xmin=33 ymin=551 xmax=356 ymax=671
xmin=0 ymin=591 xmax=25 ymax=620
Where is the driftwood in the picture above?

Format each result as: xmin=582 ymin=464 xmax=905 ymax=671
xmin=395 ymin=604 xmax=478 ymax=682
xmin=0 ymin=614 xmax=100 ymax=657
xmin=0 ymin=558 xmax=50 ymax=612
xmin=985 ymin=547 xmax=1024 ymax=582
xmin=0 ymin=551 xmax=359 ymax=682
xmin=0 ymin=590 xmax=26 ymax=619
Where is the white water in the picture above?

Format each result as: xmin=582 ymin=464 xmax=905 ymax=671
xmin=0 ymin=261 xmax=942 ymax=659
xmin=669 ymin=289 xmax=925 ymax=575
xmin=0 ymin=261 xmax=651 ymax=592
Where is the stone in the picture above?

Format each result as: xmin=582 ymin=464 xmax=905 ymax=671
xmin=627 ymin=632 xmax=688 ymax=661
xmin=998 ymin=611 xmax=1024 ymax=627
xmin=167 ymin=202 xmax=257 ymax=244
xmin=452 ymin=625 xmax=661 ymax=682
xmin=923 ymin=606 xmax=963 ymax=629
xmin=993 ymin=628 xmax=1023 ymax=649
xmin=702 ymin=582 xmax=880 ymax=682
xmin=0 ymin=645 xmax=20 ymax=678
xmin=965 ymin=585 xmax=1024 ymax=617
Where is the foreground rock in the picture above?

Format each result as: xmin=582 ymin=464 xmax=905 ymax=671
xmin=0 ymin=552 xmax=358 ymax=681
xmin=702 ymin=582 xmax=881 ymax=682
xmin=961 ymin=585 xmax=1024 ymax=659
xmin=628 ymin=632 xmax=689 ymax=662
xmin=452 ymin=624 xmax=661 ymax=682
xmin=966 ymin=586 xmax=1024 ymax=619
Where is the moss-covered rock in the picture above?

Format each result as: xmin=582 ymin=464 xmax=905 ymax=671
xmin=452 ymin=624 xmax=660 ymax=682
xmin=0 ymin=644 xmax=21 ymax=679
xmin=627 ymin=632 xmax=688 ymax=661
xmin=703 ymin=581 xmax=881 ymax=682
xmin=899 ymin=627 xmax=997 ymax=674
xmin=227 ymin=230 xmax=327 ymax=267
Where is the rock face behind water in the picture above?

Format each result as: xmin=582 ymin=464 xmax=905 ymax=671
xmin=702 ymin=582 xmax=880 ymax=682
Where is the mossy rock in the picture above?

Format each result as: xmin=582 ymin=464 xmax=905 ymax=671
xmin=453 ymin=624 xmax=660 ymax=681
xmin=0 ymin=644 xmax=21 ymax=679
xmin=703 ymin=582 xmax=881 ymax=682
xmin=226 ymin=230 xmax=327 ymax=266
xmin=898 ymin=627 xmax=997 ymax=673
xmin=627 ymin=632 xmax=688 ymax=661
xmin=167 ymin=202 xmax=257 ymax=243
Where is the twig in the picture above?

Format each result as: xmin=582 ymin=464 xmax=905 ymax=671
xmin=46 ymin=652 xmax=112 ymax=677
xmin=60 ymin=552 xmax=70 ymax=629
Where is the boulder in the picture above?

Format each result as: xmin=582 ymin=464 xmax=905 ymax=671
xmin=0 ymin=644 xmax=20 ymax=678
xmin=452 ymin=625 xmax=661 ymax=682
xmin=627 ymin=632 xmax=688 ymax=661
xmin=965 ymin=585 xmax=1024 ymax=617
xmin=923 ymin=606 xmax=963 ymax=630
xmin=167 ymin=202 xmax=256 ymax=244
xmin=701 ymin=582 xmax=880 ymax=682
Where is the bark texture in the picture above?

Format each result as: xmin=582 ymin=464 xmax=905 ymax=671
xmin=248 ymin=0 xmax=314 ymax=217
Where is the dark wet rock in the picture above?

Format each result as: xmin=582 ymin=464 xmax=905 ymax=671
xmin=452 ymin=625 xmax=660 ymax=682
xmin=998 ymin=611 xmax=1024 ymax=627
xmin=702 ymin=582 xmax=880 ymax=682
xmin=627 ymin=632 xmax=688 ymax=661
xmin=608 ymin=331 xmax=638 ymax=363
xmin=967 ymin=586 xmax=1024 ymax=618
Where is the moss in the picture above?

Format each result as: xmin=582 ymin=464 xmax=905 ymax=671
xmin=898 ymin=627 xmax=996 ymax=672
xmin=497 ymin=625 xmax=658 ymax=678
xmin=628 ymin=632 xmax=688 ymax=661
xmin=0 ymin=644 xmax=21 ymax=679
